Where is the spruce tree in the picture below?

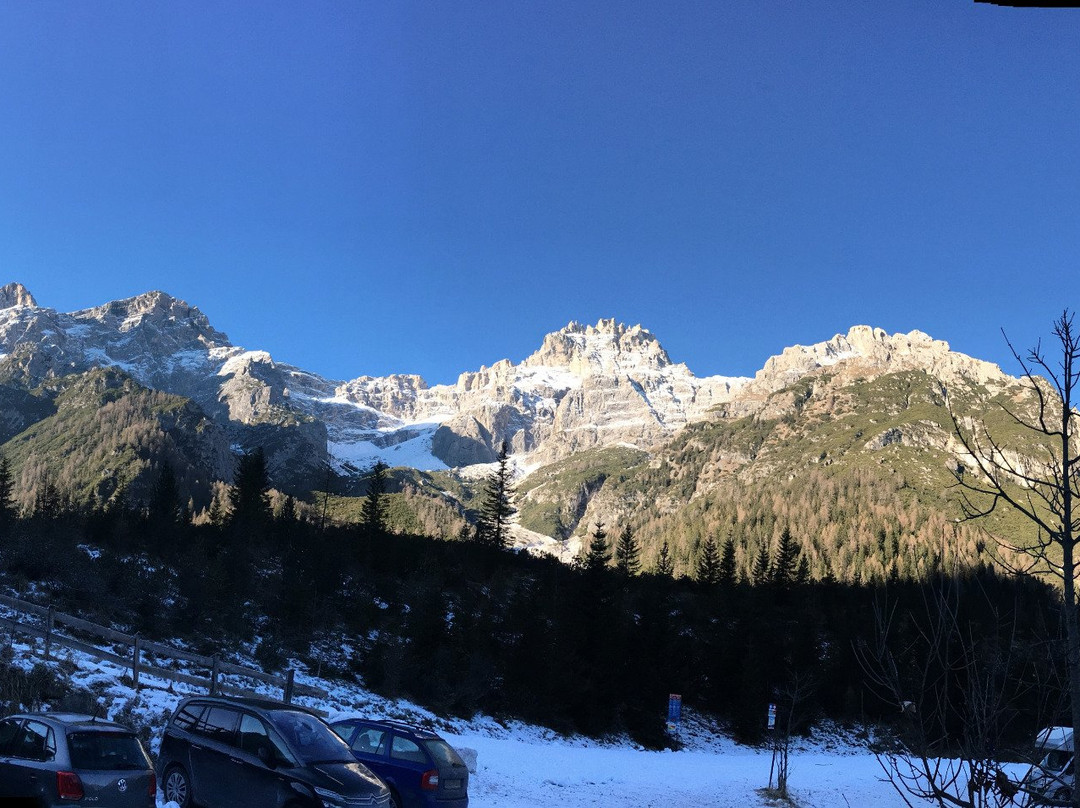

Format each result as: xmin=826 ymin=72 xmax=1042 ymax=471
xmin=360 ymin=460 xmax=390 ymax=537
xmin=478 ymin=442 xmax=515 ymax=549
xmin=148 ymin=464 xmax=180 ymax=524
xmin=719 ymin=535 xmax=737 ymax=585
xmin=0 ymin=455 xmax=16 ymax=529
xmin=228 ymin=448 xmax=271 ymax=529
xmin=696 ymin=536 xmax=721 ymax=586
xmin=655 ymin=540 xmax=674 ymax=577
xmin=751 ymin=541 xmax=771 ymax=585
xmin=796 ymin=554 xmax=811 ymax=585
xmin=583 ymin=521 xmax=609 ymax=573
xmin=770 ymin=527 xmax=800 ymax=586
xmin=614 ymin=525 xmax=640 ymax=576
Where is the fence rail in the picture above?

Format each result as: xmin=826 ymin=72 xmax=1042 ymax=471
xmin=0 ymin=593 xmax=329 ymax=708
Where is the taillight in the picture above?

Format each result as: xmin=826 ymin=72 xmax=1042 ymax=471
xmin=149 ymin=771 xmax=157 ymax=797
xmin=56 ymin=771 xmax=84 ymax=800
xmin=420 ymin=770 xmax=440 ymax=791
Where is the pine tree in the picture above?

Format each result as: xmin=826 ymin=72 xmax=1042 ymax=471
xmin=477 ymin=442 xmax=515 ymax=549
xmin=148 ymin=464 xmax=180 ymax=524
xmin=360 ymin=460 xmax=390 ymax=537
xmin=719 ymin=535 xmax=737 ymax=585
xmin=228 ymin=448 xmax=271 ymax=529
xmin=0 ymin=455 xmax=16 ymax=529
xmin=796 ymin=555 xmax=811 ymax=585
xmin=614 ymin=525 xmax=640 ymax=576
xmin=278 ymin=495 xmax=298 ymax=523
xmin=655 ymin=540 xmax=674 ymax=577
xmin=696 ymin=536 xmax=721 ymax=586
xmin=751 ymin=541 xmax=771 ymax=585
xmin=583 ymin=522 xmax=609 ymax=573
xmin=770 ymin=527 xmax=800 ymax=586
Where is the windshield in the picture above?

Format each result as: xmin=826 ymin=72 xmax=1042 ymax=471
xmin=68 ymin=732 xmax=150 ymax=771
xmin=1043 ymin=750 xmax=1073 ymax=773
xmin=423 ymin=739 xmax=465 ymax=769
xmin=267 ymin=711 xmax=353 ymax=765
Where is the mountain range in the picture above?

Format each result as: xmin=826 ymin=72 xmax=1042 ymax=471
xmin=0 ymin=281 xmax=1033 ymax=576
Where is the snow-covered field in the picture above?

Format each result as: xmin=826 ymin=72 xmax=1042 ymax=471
xmin=0 ymin=630 xmax=938 ymax=807
xmin=443 ymin=732 xmax=910 ymax=808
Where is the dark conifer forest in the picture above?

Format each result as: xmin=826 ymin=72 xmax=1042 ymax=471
xmin=0 ymin=456 xmax=1065 ymax=751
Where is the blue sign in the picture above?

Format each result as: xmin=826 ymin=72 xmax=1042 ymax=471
xmin=667 ymin=694 xmax=682 ymax=732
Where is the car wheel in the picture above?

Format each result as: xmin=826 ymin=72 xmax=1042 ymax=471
xmin=164 ymin=764 xmax=195 ymax=808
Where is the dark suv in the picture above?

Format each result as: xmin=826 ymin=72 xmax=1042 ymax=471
xmin=0 ymin=711 xmax=155 ymax=807
xmin=157 ymin=695 xmax=391 ymax=808
xmin=329 ymin=719 xmax=468 ymax=808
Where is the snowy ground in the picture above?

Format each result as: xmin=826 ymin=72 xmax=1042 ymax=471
xmin=443 ymin=733 xmax=910 ymax=808
xmin=0 ymin=627 xmax=960 ymax=807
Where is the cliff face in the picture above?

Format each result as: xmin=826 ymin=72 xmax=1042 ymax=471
xmin=0 ymin=283 xmax=1014 ymax=485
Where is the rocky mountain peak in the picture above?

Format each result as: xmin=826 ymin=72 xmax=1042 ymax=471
xmin=74 ymin=290 xmax=230 ymax=345
xmin=752 ymin=325 xmax=1008 ymax=392
xmin=0 ymin=282 xmax=37 ymax=309
xmin=524 ymin=318 xmax=672 ymax=376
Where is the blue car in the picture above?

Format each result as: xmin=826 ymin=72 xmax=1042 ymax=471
xmin=330 ymin=719 xmax=468 ymax=808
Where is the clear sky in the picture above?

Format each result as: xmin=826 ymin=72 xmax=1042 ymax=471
xmin=1 ymin=2 xmax=1078 ymax=384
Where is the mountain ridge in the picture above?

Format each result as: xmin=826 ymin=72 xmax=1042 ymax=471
xmin=0 ymin=283 xmax=1011 ymax=478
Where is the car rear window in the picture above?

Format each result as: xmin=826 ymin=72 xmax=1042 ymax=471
xmin=422 ymin=739 xmax=465 ymax=769
xmin=68 ymin=732 xmax=150 ymax=771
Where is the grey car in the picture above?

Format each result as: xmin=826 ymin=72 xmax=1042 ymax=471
xmin=0 ymin=711 xmax=155 ymax=807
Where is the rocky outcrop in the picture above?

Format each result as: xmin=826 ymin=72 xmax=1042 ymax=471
xmin=0 ymin=284 xmax=1027 ymax=484
xmin=0 ymin=283 xmax=36 ymax=309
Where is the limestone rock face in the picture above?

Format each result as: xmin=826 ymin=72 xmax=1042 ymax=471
xmin=0 ymin=283 xmax=1023 ymax=486
xmin=0 ymin=283 xmax=36 ymax=309
xmin=749 ymin=325 xmax=1008 ymax=394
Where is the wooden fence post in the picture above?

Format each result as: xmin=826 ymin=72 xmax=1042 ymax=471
xmin=44 ymin=606 xmax=54 ymax=661
xmin=210 ymin=656 xmax=220 ymax=695
xmin=132 ymin=635 xmax=141 ymax=691
xmin=284 ymin=670 xmax=295 ymax=704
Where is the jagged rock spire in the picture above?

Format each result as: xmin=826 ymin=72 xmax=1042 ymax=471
xmin=0 ymin=282 xmax=37 ymax=309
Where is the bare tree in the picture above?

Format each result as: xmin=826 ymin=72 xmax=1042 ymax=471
xmin=767 ymin=669 xmax=817 ymax=801
xmin=858 ymin=579 xmax=1036 ymax=808
xmin=948 ymin=311 xmax=1080 ymax=806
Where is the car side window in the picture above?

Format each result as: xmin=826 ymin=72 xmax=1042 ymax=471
xmin=172 ymin=703 xmax=204 ymax=732
xmin=194 ymin=706 xmax=239 ymax=745
xmin=0 ymin=719 xmax=23 ymax=756
xmin=12 ymin=720 xmax=53 ymax=762
xmin=350 ymin=728 xmax=387 ymax=756
xmin=389 ymin=735 xmax=427 ymax=764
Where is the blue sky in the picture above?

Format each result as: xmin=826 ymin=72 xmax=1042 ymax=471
xmin=1 ymin=2 xmax=1078 ymax=384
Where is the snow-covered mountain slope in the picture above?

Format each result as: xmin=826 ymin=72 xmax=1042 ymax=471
xmin=0 ymin=282 xmax=1010 ymax=484
xmin=0 ymin=284 xmax=748 ymax=473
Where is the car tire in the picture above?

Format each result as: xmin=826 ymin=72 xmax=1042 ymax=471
xmin=163 ymin=764 xmax=195 ymax=808
xmin=388 ymin=787 xmax=403 ymax=808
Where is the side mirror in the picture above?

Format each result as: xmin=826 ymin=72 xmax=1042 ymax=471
xmin=257 ymin=745 xmax=277 ymax=769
